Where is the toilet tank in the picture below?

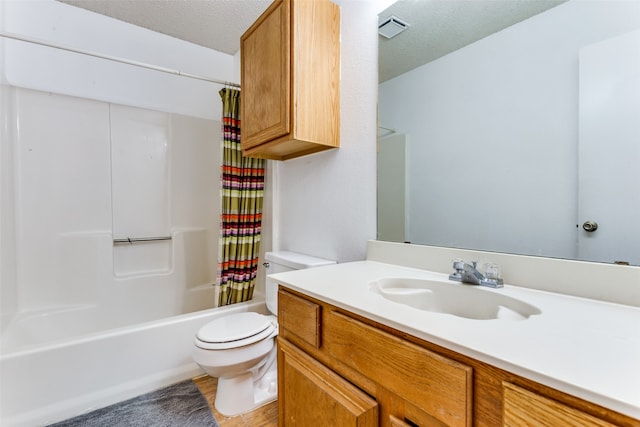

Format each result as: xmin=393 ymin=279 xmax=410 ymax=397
xmin=264 ymin=251 xmax=336 ymax=315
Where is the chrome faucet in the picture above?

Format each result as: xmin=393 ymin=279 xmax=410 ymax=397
xmin=448 ymin=260 xmax=504 ymax=288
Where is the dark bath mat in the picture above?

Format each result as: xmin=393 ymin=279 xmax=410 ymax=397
xmin=48 ymin=380 xmax=218 ymax=427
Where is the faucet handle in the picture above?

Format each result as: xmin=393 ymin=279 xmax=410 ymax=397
xmin=482 ymin=262 xmax=501 ymax=280
xmin=449 ymin=259 xmax=465 ymax=282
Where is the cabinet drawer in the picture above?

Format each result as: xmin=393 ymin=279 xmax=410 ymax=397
xmin=278 ymin=289 xmax=321 ymax=348
xmin=503 ymin=382 xmax=616 ymax=427
xmin=324 ymin=310 xmax=472 ymax=427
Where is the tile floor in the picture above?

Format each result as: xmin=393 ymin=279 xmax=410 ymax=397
xmin=193 ymin=375 xmax=278 ymax=427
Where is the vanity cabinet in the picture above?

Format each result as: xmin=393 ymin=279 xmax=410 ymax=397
xmin=277 ymin=287 xmax=638 ymax=427
xmin=278 ymin=288 xmax=472 ymax=427
xmin=240 ymin=0 xmax=340 ymax=160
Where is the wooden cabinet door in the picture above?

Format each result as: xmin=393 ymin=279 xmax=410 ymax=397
xmin=278 ymin=338 xmax=378 ymax=427
xmin=503 ymin=382 xmax=616 ymax=427
xmin=241 ymin=0 xmax=290 ymax=150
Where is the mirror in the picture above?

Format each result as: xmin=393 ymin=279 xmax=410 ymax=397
xmin=378 ymin=0 xmax=640 ymax=266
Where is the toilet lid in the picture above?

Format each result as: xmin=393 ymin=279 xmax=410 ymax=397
xmin=195 ymin=312 xmax=276 ymax=350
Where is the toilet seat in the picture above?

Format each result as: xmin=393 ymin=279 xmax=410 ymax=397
xmin=195 ymin=312 xmax=277 ymax=350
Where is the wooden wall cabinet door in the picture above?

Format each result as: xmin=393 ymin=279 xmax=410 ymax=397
xmin=278 ymin=338 xmax=378 ymax=427
xmin=241 ymin=0 xmax=340 ymax=161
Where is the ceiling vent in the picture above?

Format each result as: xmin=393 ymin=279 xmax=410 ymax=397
xmin=378 ymin=16 xmax=410 ymax=39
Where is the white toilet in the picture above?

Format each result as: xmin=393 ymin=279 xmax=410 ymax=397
xmin=192 ymin=251 xmax=335 ymax=416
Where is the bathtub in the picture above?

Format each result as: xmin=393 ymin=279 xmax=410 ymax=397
xmin=0 ymin=298 xmax=268 ymax=427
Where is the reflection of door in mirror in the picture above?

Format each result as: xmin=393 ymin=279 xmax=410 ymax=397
xmin=579 ymin=29 xmax=640 ymax=266
xmin=377 ymin=133 xmax=407 ymax=243
xmin=378 ymin=0 xmax=640 ymax=265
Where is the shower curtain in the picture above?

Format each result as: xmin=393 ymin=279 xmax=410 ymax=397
xmin=217 ymin=88 xmax=266 ymax=306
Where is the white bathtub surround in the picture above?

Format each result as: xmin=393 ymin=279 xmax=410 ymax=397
xmin=269 ymin=240 xmax=640 ymax=420
xmin=1 ymin=0 xmax=230 ymax=331
xmin=0 ymin=3 xmax=233 ymax=423
xmin=0 ymin=85 xmax=224 ymax=426
xmin=110 ymin=105 xmax=172 ymax=277
xmin=1 ymin=87 xmax=220 ymax=337
xmin=0 ymin=300 xmax=268 ymax=427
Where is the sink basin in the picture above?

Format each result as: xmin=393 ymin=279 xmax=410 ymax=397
xmin=370 ymin=277 xmax=541 ymax=320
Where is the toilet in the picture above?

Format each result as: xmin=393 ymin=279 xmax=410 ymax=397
xmin=192 ymin=251 xmax=336 ymax=416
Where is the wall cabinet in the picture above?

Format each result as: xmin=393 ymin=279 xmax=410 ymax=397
xmin=240 ymin=0 xmax=340 ymax=161
xmin=278 ymin=288 xmax=638 ymax=427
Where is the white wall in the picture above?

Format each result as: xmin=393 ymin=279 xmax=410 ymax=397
xmin=379 ymin=0 xmax=640 ymax=260
xmin=1 ymin=0 xmax=235 ymax=120
xmin=272 ymin=0 xmax=379 ymax=263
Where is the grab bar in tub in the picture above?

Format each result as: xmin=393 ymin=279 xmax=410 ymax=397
xmin=113 ymin=236 xmax=172 ymax=245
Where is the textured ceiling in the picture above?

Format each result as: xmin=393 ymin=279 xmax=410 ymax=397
xmin=379 ymin=0 xmax=567 ymax=82
xmin=57 ymin=0 xmax=566 ymax=82
xmin=58 ymin=0 xmax=272 ymax=55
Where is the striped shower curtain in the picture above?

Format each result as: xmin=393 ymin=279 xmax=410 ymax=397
xmin=217 ymin=88 xmax=266 ymax=306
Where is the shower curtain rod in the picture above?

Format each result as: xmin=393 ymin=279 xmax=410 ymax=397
xmin=0 ymin=32 xmax=241 ymax=88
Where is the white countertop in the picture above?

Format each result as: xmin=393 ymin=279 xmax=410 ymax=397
xmin=269 ymin=260 xmax=640 ymax=419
